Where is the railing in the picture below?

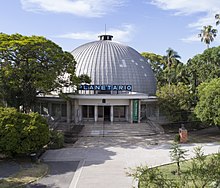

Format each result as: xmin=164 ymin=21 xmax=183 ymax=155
xmin=42 ymin=115 xmax=62 ymax=130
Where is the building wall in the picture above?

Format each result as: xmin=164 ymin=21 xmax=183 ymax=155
xmin=35 ymin=98 xmax=158 ymax=124
xmin=78 ymin=99 xmax=129 ymax=106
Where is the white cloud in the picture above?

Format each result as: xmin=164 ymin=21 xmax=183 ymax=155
xmin=57 ymin=24 xmax=135 ymax=43
xmin=151 ymin=0 xmax=220 ymax=43
xmin=108 ymin=24 xmax=135 ymax=42
xmin=151 ymin=0 xmax=220 ymax=15
xmin=20 ymin=0 xmax=125 ymax=17
xmin=181 ymin=35 xmax=200 ymax=43
xmin=58 ymin=32 xmax=98 ymax=40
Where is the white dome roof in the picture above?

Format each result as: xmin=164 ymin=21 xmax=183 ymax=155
xmin=71 ymin=35 xmax=156 ymax=95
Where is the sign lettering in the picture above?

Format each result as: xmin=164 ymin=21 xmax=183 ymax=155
xmin=80 ymin=84 xmax=132 ymax=91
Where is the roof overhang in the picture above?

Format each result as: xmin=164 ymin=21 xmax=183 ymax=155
xmin=37 ymin=94 xmax=157 ymax=102
xmin=68 ymin=94 xmax=157 ymax=100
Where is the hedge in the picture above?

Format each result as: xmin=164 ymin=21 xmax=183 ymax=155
xmin=0 ymin=107 xmax=49 ymax=156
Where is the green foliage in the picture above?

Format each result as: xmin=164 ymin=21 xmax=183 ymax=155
xmin=0 ymin=107 xmax=49 ymax=156
xmin=128 ymin=165 xmax=178 ymax=188
xmin=198 ymin=25 xmax=217 ymax=49
xmin=186 ymin=47 xmax=220 ymax=89
xmin=163 ymin=48 xmax=181 ymax=86
xmin=141 ymin=51 xmax=186 ymax=88
xmin=174 ymin=134 xmax=180 ymax=143
xmin=194 ymin=78 xmax=220 ymax=127
xmin=48 ymin=130 xmax=64 ymax=149
xmin=130 ymin=147 xmax=220 ymax=188
xmin=141 ymin=52 xmax=167 ymax=86
xmin=169 ymin=142 xmax=188 ymax=175
xmin=0 ymin=33 xmax=90 ymax=111
xmin=157 ymin=83 xmax=192 ymax=121
xmin=185 ymin=147 xmax=220 ymax=188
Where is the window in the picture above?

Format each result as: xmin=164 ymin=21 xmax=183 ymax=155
xmin=51 ymin=104 xmax=61 ymax=117
xmin=114 ymin=106 xmax=126 ymax=118
xmin=82 ymin=106 xmax=94 ymax=118
xmin=61 ymin=104 xmax=67 ymax=117
xmin=82 ymin=106 xmax=87 ymax=118
xmin=98 ymin=106 xmax=104 ymax=118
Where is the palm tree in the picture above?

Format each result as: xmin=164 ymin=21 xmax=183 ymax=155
xmin=215 ymin=14 xmax=220 ymax=26
xmin=198 ymin=25 xmax=217 ymax=49
xmin=163 ymin=48 xmax=181 ymax=86
xmin=164 ymin=48 xmax=181 ymax=68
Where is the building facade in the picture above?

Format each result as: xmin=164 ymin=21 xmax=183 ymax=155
xmin=35 ymin=35 xmax=158 ymax=123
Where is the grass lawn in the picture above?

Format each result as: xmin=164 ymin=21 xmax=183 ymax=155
xmin=137 ymin=154 xmax=220 ymax=188
xmin=0 ymin=163 xmax=48 ymax=188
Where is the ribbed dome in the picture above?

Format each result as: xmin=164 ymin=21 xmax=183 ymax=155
xmin=71 ymin=35 xmax=156 ymax=95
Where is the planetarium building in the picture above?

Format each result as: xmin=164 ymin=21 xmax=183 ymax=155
xmin=36 ymin=35 xmax=158 ymax=124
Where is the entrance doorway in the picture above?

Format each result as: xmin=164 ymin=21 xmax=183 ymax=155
xmin=104 ymin=106 xmax=110 ymax=121
xmin=98 ymin=106 xmax=111 ymax=121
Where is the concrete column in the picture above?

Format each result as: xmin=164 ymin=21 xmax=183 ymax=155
xmin=110 ymin=106 xmax=114 ymax=122
xmin=74 ymin=100 xmax=79 ymax=124
xmin=138 ymin=99 xmax=141 ymax=123
xmin=94 ymin=106 xmax=98 ymax=122
xmin=67 ymin=100 xmax=71 ymax=123
xmin=78 ymin=105 xmax=82 ymax=122
xmin=130 ymin=100 xmax=133 ymax=123
xmin=125 ymin=106 xmax=129 ymax=122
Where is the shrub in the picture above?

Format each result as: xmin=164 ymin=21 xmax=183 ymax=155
xmin=48 ymin=130 xmax=64 ymax=149
xmin=129 ymin=146 xmax=220 ymax=188
xmin=0 ymin=107 xmax=49 ymax=156
xmin=128 ymin=165 xmax=178 ymax=188
xmin=174 ymin=134 xmax=180 ymax=143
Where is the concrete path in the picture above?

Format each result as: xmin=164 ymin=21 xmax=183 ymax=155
xmin=28 ymin=161 xmax=79 ymax=188
xmin=41 ymin=135 xmax=220 ymax=188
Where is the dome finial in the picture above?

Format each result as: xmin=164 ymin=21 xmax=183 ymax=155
xmin=98 ymin=34 xmax=113 ymax=41
xmin=98 ymin=24 xmax=113 ymax=41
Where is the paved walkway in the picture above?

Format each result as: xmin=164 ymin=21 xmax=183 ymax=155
xmin=40 ymin=125 xmax=220 ymax=188
xmin=1 ymin=124 xmax=219 ymax=188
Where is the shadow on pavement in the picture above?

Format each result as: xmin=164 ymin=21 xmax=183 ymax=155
xmin=28 ymin=161 xmax=79 ymax=188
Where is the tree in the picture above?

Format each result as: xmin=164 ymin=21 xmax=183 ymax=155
xmin=0 ymin=33 xmax=89 ymax=112
xmin=141 ymin=51 xmax=185 ymax=88
xmin=157 ymin=83 xmax=192 ymax=121
xmin=215 ymin=14 xmax=220 ymax=26
xmin=194 ymin=78 xmax=220 ymax=127
xmin=141 ymin=52 xmax=167 ymax=86
xmin=198 ymin=25 xmax=217 ymax=49
xmin=170 ymin=142 xmax=188 ymax=175
xmin=163 ymin=48 xmax=181 ymax=86
xmin=185 ymin=47 xmax=220 ymax=107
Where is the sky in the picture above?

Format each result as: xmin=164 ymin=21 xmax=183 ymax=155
xmin=1 ymin=0 xmax=220 ymax=63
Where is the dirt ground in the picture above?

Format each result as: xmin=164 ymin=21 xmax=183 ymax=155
xmin=187 ymin=126 xmax=220 ymax=143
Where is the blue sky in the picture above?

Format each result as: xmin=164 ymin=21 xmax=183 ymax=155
xmin=1 ymin=0 xmax=220 ymax=63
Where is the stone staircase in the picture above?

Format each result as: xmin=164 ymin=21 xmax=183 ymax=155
xmin=50 ymin=121 xmax=164 ymax=140
xmin=78 ymin=122 xmax=163 ymax=137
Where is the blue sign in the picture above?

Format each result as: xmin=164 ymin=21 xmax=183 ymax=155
xmin=80 ymin=84 xmax=132 ymax=91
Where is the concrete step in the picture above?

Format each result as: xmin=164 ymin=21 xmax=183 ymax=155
xmin=78 ymin=123 xmax=159 ymax=137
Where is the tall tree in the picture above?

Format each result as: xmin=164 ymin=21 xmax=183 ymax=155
xmin=163 ymin=48 xmax=181 ymax=86
xmin=141 ymin=52 xmax=167 ymax=87
xmin=198 ymin=25 xmax=217 ymax=49
xmin=215 ymin=14 xmax=220 ymax=26
xmin=194 ymin=78 xmax=220 ymax=127
xmin=0 ymin=33 xmax=90 ymax=112
xmin=157 ymin=83 xmax=191 ymax=122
